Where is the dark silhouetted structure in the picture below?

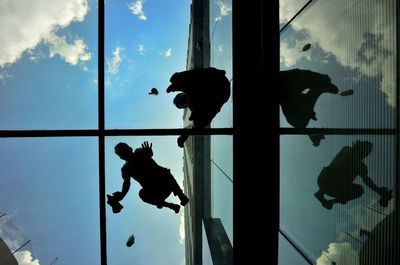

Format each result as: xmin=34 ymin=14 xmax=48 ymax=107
xmin=280 ymin=69 xmax=340 ymax=146
xmin=167 ymin=67 xmax=231 ymax=147
xmin=314 ymin=140 xmax=393 ymax=209
xmin=107 ymin=141 xmax=189 ymax=213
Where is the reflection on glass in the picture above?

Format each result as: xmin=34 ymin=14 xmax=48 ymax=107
xmin=0 ymin=138 xmax=100 ymax=264
xmin=210 ymin=0 xmax=233 ymax=128
xmin=280 ymin=135 xmax=396 ymax=264
xmin=279 ymin=233 xmax=311 ymax=265
xmin=211 ymin=136 xmax=233 ymax=243
xmin=106 ymin=137 xmax=185 ymax=265
xmin=105 ymin=0 xmax=191 ymax=129
xmin=314 ymin=140 xmax=393 ymax=210
xmin=0 ymin=0 xmax=98 ymax=129
xmin=280 ymin=0 xmax=397 ymax=129
xmin=279 ymin=0 xmax=311 ymax=30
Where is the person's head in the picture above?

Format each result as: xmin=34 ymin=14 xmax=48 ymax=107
xmin=352 ymin=140 xmax=373 ymax=158
xmin=115 ymin=142 xmax=133 ymax=160
xmin=173 ymin=93 xmax=189 ymax=109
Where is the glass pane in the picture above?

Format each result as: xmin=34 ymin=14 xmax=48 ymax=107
xmin=211 ymin=136 xmax=233 ymax=243
xmin=105 ymin=1 xmax=191 ymax=129
xmin=106 ymin=137 xmax=185 ymax=265
xmin=210 ymin=0 xmax=233 ymax=128
xmin=202 ymin=221 xmax=213 ymax=265
xmin=0 ymin=0 xmax=98 ymax=129
xmin=279 ymin=233 xmax=311 ymax=265
xmin=279 ymin=0 xmax=310 ymax=30
xmin=280 ymin=135 xmax=397 ymax=264
xmin=280 ymin=0 xmax=397 ymax=129
xmin=0 ymin=138 xmax=100 ymax=264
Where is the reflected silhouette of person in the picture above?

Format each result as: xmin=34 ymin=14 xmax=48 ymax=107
xmin=108 ymin=141 xmax=189 ymax=213
xmin=166 ymin=67 xmax=231 ymax=147
xmin=314 ymin=140 xmax=393 ymax=209
xmin=280 ymin=69 xmax=340 ymax=146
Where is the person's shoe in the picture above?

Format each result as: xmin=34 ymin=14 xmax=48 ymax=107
xmin=178 ymin=193 xmax=189 ymax=206
xmin=177 ymin=136 xmax=185 ymax=148
xmin=171 ymin=204 xmax=180 ymax=214
xmin=378 ymin=189 xmax=393 ymax=207
xmin=321 ymin=200 xmax=333 ymax=210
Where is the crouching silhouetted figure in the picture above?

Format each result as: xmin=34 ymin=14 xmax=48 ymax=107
xmin=167 ymin=67 xmax=231 ymax=148
xmin=108 ymin=141 xmax=189 ymax=213
xmin=314 ymin=140 xmax=393 ymax=209
xmin=280 ymin=69 xmax=341 ymax=146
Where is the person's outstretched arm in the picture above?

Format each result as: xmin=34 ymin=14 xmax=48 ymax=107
xmin=113 ymin=167 xmax=132 ymax=201
xmin=359 ymin=165 xmax=381 ymax=193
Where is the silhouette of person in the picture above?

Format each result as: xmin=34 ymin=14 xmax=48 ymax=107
xmin=166 ymin=67 xmax=231 ymax=147
xmin=280 ymin=69 xmax=344 ymax=146
xmin=108 ymin=141 xmax=189 ymax=213
xmin=314 ymin=140 xmax=393 ymax=209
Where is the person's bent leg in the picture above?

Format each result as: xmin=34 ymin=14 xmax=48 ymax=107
xmin=139 ymin=188 xmax=180 ymax=213
xmin=335 ymin=184 xmax=364 ymax=205
xmin=314 ymin=190 xmax=333 ymax=209
xmin=165 ymin=169 xmax=189 ymax=206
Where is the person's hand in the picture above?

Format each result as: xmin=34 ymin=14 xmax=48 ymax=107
xmin=112 ymin=191 xmax=124 ymax=201
xmin=141 ymin=141 xmax=153 ymax=156
xmin=141 ymin=141 xmax=152 ymax=150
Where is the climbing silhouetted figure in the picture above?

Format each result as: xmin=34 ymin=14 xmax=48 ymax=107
xmin=167 ymin=67 xmax=231 ymax=147
xmin=107 ymin=141 xmax=189 ymax=213
xmin=280 ymin=69 xmax=353 ymax=146
xmin=314 ymin=140 xmax=393 ymax=209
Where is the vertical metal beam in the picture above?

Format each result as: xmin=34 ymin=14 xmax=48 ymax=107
xmin=98 ymin=1 xmax=107 ymax=264
xmin=232 ymin=0 xmax=279 ymax=264
xmin=396 ymin=0 xmax=400 ymax=263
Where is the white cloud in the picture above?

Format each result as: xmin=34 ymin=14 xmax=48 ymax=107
xmin=179 ymin=212 xmax=185 ymax=244
xmin=107 ymin=47 xmax=124 ymax=75
xmin=0 ymin=0 xmax=90 ymax=67
xmin=138 ymin=44 xmax=145 ymax=55
xmin=0 ymin=71 xmax=12 ymax=84
xmin=215 ymin=1 xmax=232 ymax=21
xmin=281 ymin=0 xmax=396 ymax=107
xmin=128 ymin=0 xmax=147 ymax=21
xmin=163 ymin=48 xmax=172 ymax=58
xmin=316 ymin=242 xmax=359 ymax=265
xmin=14 ymin=250 xmax=40 ymax=265
xmin=280 ymin=41 xmax=311 ymax=67
xmin=46 ymin=34 xmax=92 ymax=65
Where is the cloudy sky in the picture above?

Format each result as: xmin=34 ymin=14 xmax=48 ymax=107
xmin=279 ymin=0 xmax=397 ymax=264
xmin=0 ymin=0 xmax=190 ymax=264
xmin=0 ymin=0 xmax=234 ymax=264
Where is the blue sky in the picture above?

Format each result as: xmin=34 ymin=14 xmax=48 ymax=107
xmin=0 ymin=0 xmax=196 ymax=264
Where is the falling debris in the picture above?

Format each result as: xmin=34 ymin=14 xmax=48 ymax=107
xmin=301 ymin=43 xmax=311 ymax=52
xmin=149 ymin=88 xmax=159 ymax=95
xmin=339 ymin=89 xmax=354 ymax=96
xmin=126 ymin=234 xmax=135 ymax=247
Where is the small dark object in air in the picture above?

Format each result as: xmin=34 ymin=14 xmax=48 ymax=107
xmin=149 ymin=88 xmax=159 ymax=95
xmin=107 ymin=194 xmax=123 ymax=213
xmin=126 ymin=234 xmax=135 ymax=247
xmin=339 ymin=89 xmax=354 ymax=96
xmin=301 ymin=43 xmax=311 ymax=52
